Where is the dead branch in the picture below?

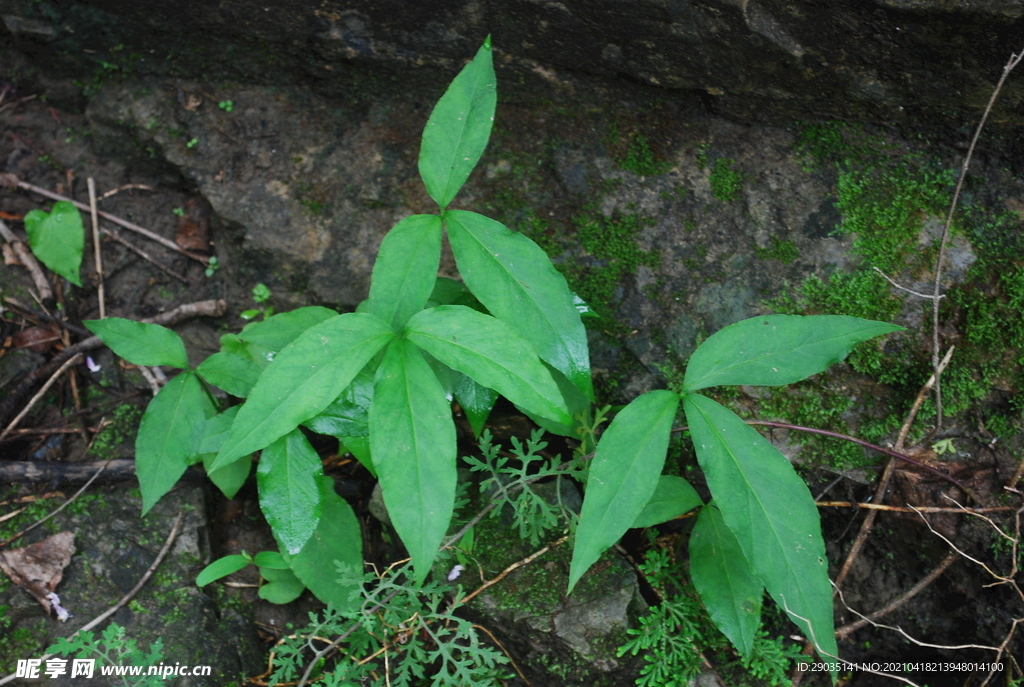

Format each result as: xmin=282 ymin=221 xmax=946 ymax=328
xmin=0 ymin=354 xmax=81 ymax=443
xmin=0 ymin=299 xmax=226 ymax=429
xmin=818 ymin=501 xmax=1014 ymax=514
xmin=0 ymin=217 xmax=53 ymax=302
xmin=87 ymin=178 xmax=105 ymax=319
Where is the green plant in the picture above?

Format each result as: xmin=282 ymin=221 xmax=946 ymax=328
xmin=23 ymin=201 xmax=84 ymax=286
xmin=196 ymin=549 xmax=316 ymax=604
xmin=83 ymin=39 xmax=905 ymax=679
xmin=240 ymin=282 xmax=274 ymax=320
xmin=709 ymin=157 xmax=743 ymax=201
xmin=268 ymin=560 xmax=511 ymax=686
xmin=204 ymin=255 xmax=219 ymax=277
xmin=218 ymin=100 xmax=234 ymax=112
xmin=47 ymin=623 xmax=164 ymax=687
xmin=172 ymin=207 xmax=185 ymax=217
xmin=185 ymin=138 xmax=198 ymax=149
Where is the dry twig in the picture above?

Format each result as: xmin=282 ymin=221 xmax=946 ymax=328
xmin=0 ymin=217 xmax=53 ymax=302
xmin=87 ymin=178 xmax=105 ymax=319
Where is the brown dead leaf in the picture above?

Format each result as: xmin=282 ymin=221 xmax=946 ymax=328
xmin=12 ymin=323 xmax=61 ymax=353
xmin=2 ymin=242 xmax=19 ymax=265
xmin=0 ymin=531 xmax=75 ymax=616
xmin=174 ymin=196 xmax=212 ymax=253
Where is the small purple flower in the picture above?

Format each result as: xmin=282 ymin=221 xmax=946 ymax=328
xmin=86 ymin=356 xmax=101 ymax=373
xmin=447 ymin=565 xmax=464 ymax=581
xmin=47 ymin=592 xmax=71 ymax=622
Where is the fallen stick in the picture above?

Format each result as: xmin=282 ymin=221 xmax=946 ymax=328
xmin=0 ymin=459 xmax=208 ymax=485
xmin=98 ymin=225 xmax=189 ymax=283
xmin=0 ymin=174 xmax=208 ymax=265
xmin=0 ymin=218 xmax=53 ymax=302
xmin=0 ymin=354 xmax=81 ymax=443
xmin=0 ymin=299 xmax=226 ymax=429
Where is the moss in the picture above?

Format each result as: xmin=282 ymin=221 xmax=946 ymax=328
xmin=618 ymin=133 xmax=672 ymax=177
xmin=754 ymin=236 xmax=799 ymax=264
xmin=709 ymin=158 xmax=744 ymax=201
xmin=0 ymin=616 xmax=48 ymax=674
xmin=88 ymin=403 xmax=142 ymax=459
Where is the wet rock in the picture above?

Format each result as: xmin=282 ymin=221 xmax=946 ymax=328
xmin=0 ymin=484 xmax=265 ymax=686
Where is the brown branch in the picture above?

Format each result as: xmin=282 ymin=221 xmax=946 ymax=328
xmin=837 ymin=550 xmax=959 ymax=639
xmin=0 ymin=299 xmax=226 ymax=428
xmin=818 ymin=501 xmax=1014 ymax=514
xmin=930 ymin=48 xmax=1024 ymax=427
xmin=0 ymin=354 xmax=81 ymax=443
xmin=0 ymin=217 xmax=53 ymax=302
xmin=0 ymin=511 xmax=183 ymax=687
xmin=2 ymin=175 xmax=208 ymax=265
xmin=87 ymin=178 xmax=106 ymax=319
xmin=98 ymin=225 xmax=189 ymax=283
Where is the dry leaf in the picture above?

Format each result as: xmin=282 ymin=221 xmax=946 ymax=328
xmin=2 ymin=242 xmax=19 ymax=265
xmin=0 ymin=531 xmax=76 ymax=617
xmin=12 ymin=324 xmax=61 ymax=353
xmin=174 ymin=196 xmax=212 ymax=253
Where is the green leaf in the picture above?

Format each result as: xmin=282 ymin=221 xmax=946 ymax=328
xmin=427 ymin=277 xmax=483 ymax=310
xmin=683 ymin=314 xmax=904 ymax=391
xmin=682 ymin=393 xmax=838 ymax=663
xmin=369 ymin=339 xmax=457 ymax=584
xmin=84 ymin=318 xmax=189 ymax=369
xmin=366 ymin=214 xmax=443 ymax=329
xmin=213 ymin=313 xmax=394 ymax=470
xmin=302 ymin=366 xmax=373 ymax=438
xmin=453 ymin=373 xmax=498 ymax=437
xmin=282 ymin=476 xmax=364 ymax=611
xmin=135 ymin=372 xmax=214 ymax=514
xmin=201 ymin=407 xmax=251 ymax=498
xmin=195 ymin=555 xmax=250 ymax=587
xmin=406 ymin=305 xmax=571 ymax=426
xmin=24 ymin=201 xmax=84 ymax=286
xmin=257 ymin=429 xmax=325 ymax=555
xmin=253 ymin=551 xmax=290 ymax=569
xmin=418 ymin=38 xmax=496 ymax=209
xmin=258 ymin=566 xmax=306 ymax=604
xmin=690 ymin=503 xmax=763 ymax=657
xmin=236 ymin=306 xmax=338 ymax=352
xmin=338 ymin=435 xmax=374 ymax=476
xmin=196 ymin=351 xmax=263 ymax=397
xmin=445 ymin=210 xmax=593 ymax=399
xmin=516 ymin=362 xmax=593 ymax=437
xmin=568 ymin=390 xmax=679 ymax=591
xmin=631 ymin=475 xmax=703 ymax=528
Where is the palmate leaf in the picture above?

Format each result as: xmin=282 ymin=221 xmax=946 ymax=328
xmin=683 ymin=314 xmax=903 ymax=391
xmin=568 ymin=390 xmax=679 ymax=591
xmin=212 ymin=313 xmax=394 ymax=471
xmin=405 ymin=305 xmax=572 ymax=426
xmin=85 ymin=318 xmax=189 ymax=369
xmin=257 ymin=429 xmax=324 ymax=555
xmin=445 ymin=210 xmax=593 ymax=399
xmin=369 ymin=339 xmax=456 ymax=584
xmin=24 ymin=201 xmax=84 ymax=286
xmin=690 ymin=503 xmax=763 ymax=657
xmin=366 ymin=214 xmax=443 ymax=329
xmin=135 ymin=371 xmax=214 ymax=514
xmin=682 ymin=393 xmax=838 ymax=664
xmin=418 ymin=37 xmax=496 ymax=210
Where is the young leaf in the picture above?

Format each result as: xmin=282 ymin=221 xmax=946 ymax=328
xmin=195 ymin=351 xmax=262 ymax=397
xmin=212 ymin=313 xmax=394 ymax=471
xmin=366 ymin=214 xmax=443 ymax=329
xmin=683 ymin=314 xmax=904 ymax=391
xmin=418 ymin=38 xmax=496 ymax=209
xmin=406 ymin=305 xmax=572 ymax=426
xmin=446 ymin=210 xmax=593 ymax=399
xmin=338 ymin=435 xmax=374 ymax=475
xmin=631 ymin=474 xmax=703 ymax=528
xmin=369 ymin=339 xmax=457 ymax=584
xmin=453 ymin=373 xmax=498 ymax=437
xmin=282 ymin=475 xmax=364 ymax=611
xmin=568 ymin=390 xmax=679 ymax=592
xmin=195 ymin=554 xmax=251 ymax=587
xmin=257 ymin=429 xmax=324 ymax=555
xmin=427 ymin=277 xmax=483 ymax=310
xmin=84 ymin=318 xmax=190 ymax=369
xmin=257 ymin=566 xmax=306 ymax=604
xmin=682 ymin=393 xmax=838 ymax=664
xmin=235 ymin=306 xmax=338 ymax=351
xmin=24 ymin=201 xmax=84 ymax=286
xmin=135 ymin=371 xmax=214 ymax=514
xmin=690 ymin=503 xmax=763 ymax=657
xmin=253 ymin=551 xmax=290 ymax=570
xmin=200 ymin=408 xmax=251 ymax=499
